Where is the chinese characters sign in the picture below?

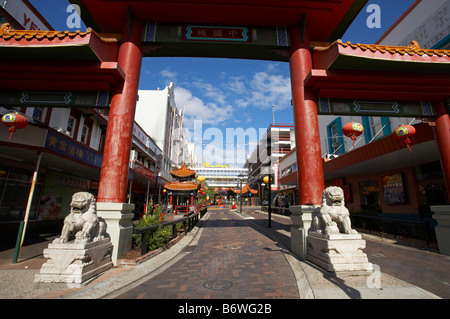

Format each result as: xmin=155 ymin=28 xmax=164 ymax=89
xmin=382 ymin=173 xmax=406 ymax=205
xmin=183 ymin=25 xmax=251 ymax=42
xmin=132 ymin=161 xmax=156 ymax=181
xmin=45 ymin=130 xmax=103 ymax=168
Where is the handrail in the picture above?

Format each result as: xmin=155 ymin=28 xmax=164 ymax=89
xmin=350 ymin=214 xmax=432 ymax=246
xmin=133 ymin=211 xmax=200 ymax=255
xmin=133 ymin=211 xmax=199 ymax=234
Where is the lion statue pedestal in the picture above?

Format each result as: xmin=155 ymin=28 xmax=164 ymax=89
xmin=307 ymin=187 xmax=373 ymax=275
xmin=35 ymin=192 xmax=113 ymax=287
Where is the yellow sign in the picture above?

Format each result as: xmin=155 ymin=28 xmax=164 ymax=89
xmin=203 ymin=163 xmax=231 ymax=168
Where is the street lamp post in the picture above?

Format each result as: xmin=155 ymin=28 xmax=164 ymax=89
xmin=266 ymin=132 xmax=272 ymax=228
xmin=261 ymin=183 xmax=265 ymax=211
xmin=272 ymin=105 xmax=275 ymax=124
xmin=268 ymin=174 xmax=272 ymax=228
xmin=238 ymin=174 xmax=245 ymax=214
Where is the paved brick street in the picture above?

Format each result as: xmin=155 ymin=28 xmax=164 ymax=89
xmin=249 ymin=209 xmax=450 ymax=299
xmin=0 ymin=207 xmax=447 ymax=300
xmin=116 ymin=209 xmax=299 ymax=299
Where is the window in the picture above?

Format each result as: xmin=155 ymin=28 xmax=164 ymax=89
xmin=330 ymin=124 xmax=339 ymax=151
xmin=80 ymin=125 xmax=89 ymax=144
xmin=66 ymin=116 xmax=76 ymax=137
xmin=362 ymin=117 xmax=391 ymax=142
xmin=326 ymin=118 xmax=344 ymax=155
xmin=33 ymin=107 xmax=45 ymax=121
xmin=369 ymin=117 xmax=383 ymax=139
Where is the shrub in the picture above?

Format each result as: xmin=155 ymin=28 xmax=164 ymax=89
xmin=134 ymin=205 xmax=171 ymax=251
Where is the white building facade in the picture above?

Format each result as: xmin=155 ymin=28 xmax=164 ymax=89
xmin=194 ymin=163 xmax=248 ymax=189
xmin=377 ymin=0 xmax=450 ymax=50
xmin=135 ymin=82 xmax=193 ymax=182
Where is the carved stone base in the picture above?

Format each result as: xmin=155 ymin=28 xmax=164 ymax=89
xmin=431 ymin=205 xmax=450 ymax=256
xmin=307 ymin=232 xmax=373 ymax=275
xmin=34 ymin=238 xmax=113 ymax=286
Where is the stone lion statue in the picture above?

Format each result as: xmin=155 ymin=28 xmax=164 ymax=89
xmin=53 ymin=192 xmax=106 ymax=244
xmin=311 ymin=186 xmax=357 ymax=236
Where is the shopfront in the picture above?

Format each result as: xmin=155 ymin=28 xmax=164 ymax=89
xmin=0 ymin=166 xmax=44 ymax=222
xmin=330 ymin=162 xmax=447 ymax=220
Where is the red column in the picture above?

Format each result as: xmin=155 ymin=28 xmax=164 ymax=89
xmin=433 ymin=101 xmax=450 ymax=201
xmin=289 ymin=22 xmax=324 ymax=205
xmin=97 ymin=19 xmax=143 ymax=203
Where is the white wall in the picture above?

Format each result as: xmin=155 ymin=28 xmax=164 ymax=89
xmin=135 ymin=89 xmax=169 ymax=151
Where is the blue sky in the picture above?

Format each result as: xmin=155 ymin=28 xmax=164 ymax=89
xmin=30 ymin=0 xmax=416 ymax=165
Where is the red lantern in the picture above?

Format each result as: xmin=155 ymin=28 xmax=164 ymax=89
xmin=1 ymin=113 xmax=28 ymax=140
xmin=393 ymin=125 xmax=416 ymax=151
xmin=342 ymin=122 xmax=364 ymax=146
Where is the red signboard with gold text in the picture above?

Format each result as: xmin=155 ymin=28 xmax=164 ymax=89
xmin=183 ymin=25 xmax=251 ymax=42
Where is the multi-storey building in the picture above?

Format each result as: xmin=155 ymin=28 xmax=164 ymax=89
xmin=135 ymin=82 xmax=194 ymax=182
xmin=376 ymin=0 xmax=450 ymax=50
xmin=245 ymin=123 xmax=295 ymax=203
xmin=0 ymin=0 xmax=53 ymax=31
xmin=194 ymin=163 xmax=248 ymax=189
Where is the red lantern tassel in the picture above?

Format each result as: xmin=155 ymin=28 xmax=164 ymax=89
xmin=8 ymin=127 xmax=15 ymax=140
xmin=405 ymin=138 xmax=412 ymax=152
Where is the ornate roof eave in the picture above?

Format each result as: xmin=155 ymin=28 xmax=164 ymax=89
xmin=164 ymin=181 xmax=201 ymax=191
xmin=0 ymin=23 xmax=120 ymax=43
xmin=334 ymin=39 xmax=450 ymax=58
xmin=230 ymin=184 xmax=258 ymax=195
xmin=308 ymin=39 xmax=450 ymax=101
xmin=170 ymin=162 xmax=196 ymax=178
xmin=312 ymin=39 xmax=450 ymax=71
xmin=0 ymin=23 xmax=120 ymax=64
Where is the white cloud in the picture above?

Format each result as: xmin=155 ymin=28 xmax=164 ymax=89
xmin=192 ymin=81 xmax=227 ymax=106
xmin=226 ymin=76 xmax=247 ymax=94
xmin=160 ymin=69 xmax=177 ymax=80
xmin=247 ymin=72 xmax=291 ymax=109
xmin=175 ymin=87 xmax=234 ymax=128
xmin=219 ymin=68 xmax=291 ymax=110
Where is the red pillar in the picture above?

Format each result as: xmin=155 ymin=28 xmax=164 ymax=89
xmin=433 ymin=101 xmax=450 ymax=201
xmin=97 ymin=18 xmax=143 ymax=203
xmin=289 ymin=22 xmax=324 ymax=205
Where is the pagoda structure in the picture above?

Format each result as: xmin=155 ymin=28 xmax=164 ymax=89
xmin=164 ymin=163 xmax=201 ymax=215
xmin=230 ymin=184 xmax=258 ymax=206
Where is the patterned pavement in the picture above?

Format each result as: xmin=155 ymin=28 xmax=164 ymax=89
xmin=115 ymin=207 xmax=449 ymax=299
xmin=1 ymin=207 xmax=447 ymax=300
xmin=116 ymin=209 xmax=299 ymax=299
